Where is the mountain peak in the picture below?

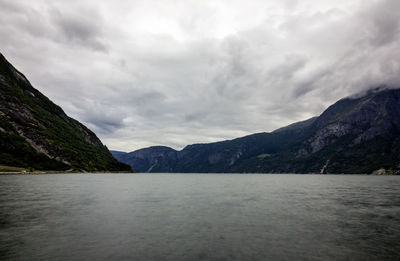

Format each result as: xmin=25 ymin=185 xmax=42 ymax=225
xmin=347 ymin=85 xmax=399 ymax=100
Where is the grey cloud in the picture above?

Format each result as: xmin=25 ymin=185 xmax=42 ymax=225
xmin=268 ymin=54 xmax=309 ymax=83
xmin=0 ymin=1 xmax=50 ymax=40
xmin=86 ymin=116 xmax=125 ymax=134
xmin=133 ymin=91 xmax=167 ymax=106
xmin=51 ymin=7 xmax=108 ymax=52
xmin=72 ymin=98 xmax=128 ymax=134
xmin=1 ymin=0 xmax=400 ymax=151
xmin=364 ymin=0 xmax=400 ymax=47
xmin=0 ymin=0 xmax=108 ymax=53
xmin=0 ymin=0 xmax=20 ymax=11
xmin=86 ymin=115 xmax=124 ymax=134
xmin=291 ymin=69 xmax=329 ymax=98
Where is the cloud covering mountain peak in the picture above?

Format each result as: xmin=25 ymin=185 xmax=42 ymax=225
xmin=1 ymin=0 xmax=399 ymax=151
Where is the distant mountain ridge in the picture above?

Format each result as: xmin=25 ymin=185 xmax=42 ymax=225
xmin=113 ymin=87 xmax=400 ymax=174
xmin=112 ymin=146 xmax=178 ymax=172
xmin=0 ymin=53 xmax=131 ymax=171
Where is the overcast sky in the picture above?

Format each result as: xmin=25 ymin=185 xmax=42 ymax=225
xmin=1 ymin=0 xmax=400 ymax=151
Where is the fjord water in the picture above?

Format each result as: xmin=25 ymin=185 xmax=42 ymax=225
xmin=1 ymin=174 xmax=399 ymax=260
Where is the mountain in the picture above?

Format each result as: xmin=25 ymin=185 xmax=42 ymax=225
xmin=114 ymin=87 xmax=400 ymax=174
xmin=0 ymin=53 xmax=131 ymax=172
xmin=112 ymin=147 xmax=178 ymax=172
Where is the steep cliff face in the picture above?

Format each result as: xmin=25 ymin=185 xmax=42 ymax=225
xmin=0 ymin=53 xmax=131 ymax=171
xmin=300 ymin=88 xmax=400 ymax=156
xmin=114 ymin=87 xmax=400 ymax=174
xmin=285 ymin=87 xmax=400 ymax=173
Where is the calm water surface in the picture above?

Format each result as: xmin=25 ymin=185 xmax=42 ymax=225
xmin=0 ymin=174 xmax=399 ymax=260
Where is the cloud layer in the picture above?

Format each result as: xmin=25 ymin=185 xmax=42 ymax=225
xmin=1 ymin=0 xmax=400 ymax=151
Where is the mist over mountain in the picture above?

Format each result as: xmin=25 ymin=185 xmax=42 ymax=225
xmin=3 ymin=0 xmax=400 ymax=151
xmin=113 ymin=87 xmax=400 ymax=174
xmin=0 ymin=53 xmax=131 ymax=172
xmin=1 ymin=50 xmax=399 ymax=174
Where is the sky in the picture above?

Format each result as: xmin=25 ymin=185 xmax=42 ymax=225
xmin=1 ymin=0 xmax=400 ymax=152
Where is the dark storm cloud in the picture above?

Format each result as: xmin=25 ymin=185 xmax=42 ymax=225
xmin=1 ymin=0 xmax=400 ymax=151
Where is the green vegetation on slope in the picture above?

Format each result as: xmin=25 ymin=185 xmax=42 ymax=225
xmin=0 ymin=53 xmax=131 ymax=172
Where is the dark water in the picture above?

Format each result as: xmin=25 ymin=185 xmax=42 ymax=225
xmin=0 ymin=174 xmax=400 ymax=261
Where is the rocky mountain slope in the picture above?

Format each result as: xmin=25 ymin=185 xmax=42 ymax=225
xmin=0 ymin=53 xmax=131 ymax=172
xmin=114 ymin=87 xmax=400 ymax=174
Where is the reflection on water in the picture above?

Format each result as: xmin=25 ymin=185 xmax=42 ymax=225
xmin=0 ymin=174 xmax=400 ymax=260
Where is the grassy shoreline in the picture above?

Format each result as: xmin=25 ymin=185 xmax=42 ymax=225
xmin=0 ymin=165 xmax=134 ymax=174
xmin=0 ymin=171 xmax=135 ymax=175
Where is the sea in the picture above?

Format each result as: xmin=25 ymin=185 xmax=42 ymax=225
xmin=0 ymin=174 xmax=399 ymax=260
